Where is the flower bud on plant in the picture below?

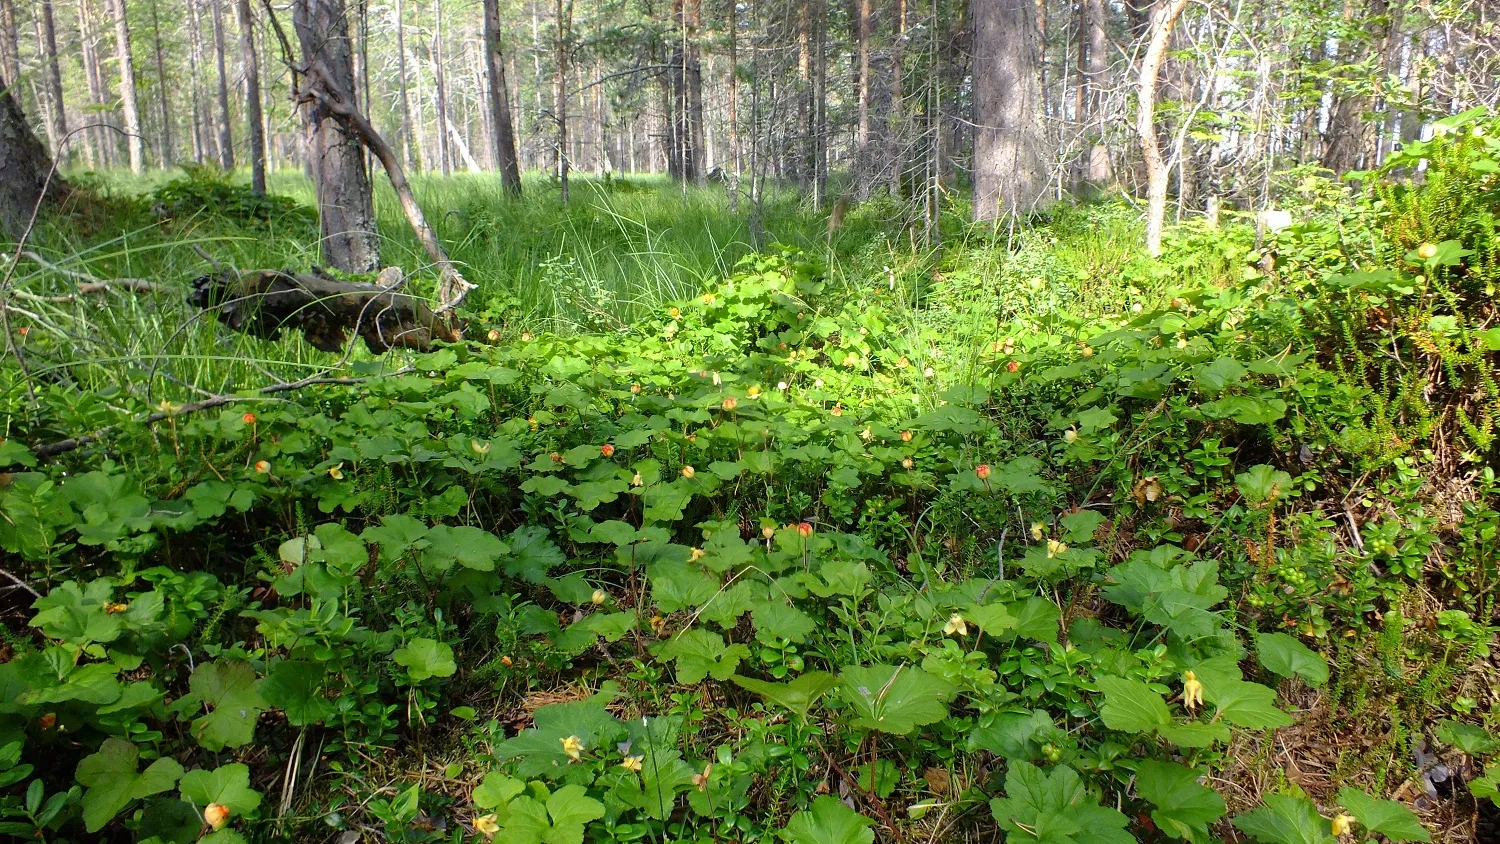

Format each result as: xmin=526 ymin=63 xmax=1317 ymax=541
xmin=254 ymin=460 xmax=271 ymax=474
xmin=590 ymin=590 xmax=607 ymax=606
xmin=204 ymin=804 xmax=230 ymax=831
xmin=242 ymin=412 xmax=257 ymax=425
xmin=976 ymin=464 xmax=991 ymax=480
xmin=681 ymin=466 xmax=695 ymax=479
xmin=1417 ymin=242 xmax=1438 ymax=259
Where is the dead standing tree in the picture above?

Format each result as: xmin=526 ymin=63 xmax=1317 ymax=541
xmin=191 ymin=0 xmax=474 ymax=352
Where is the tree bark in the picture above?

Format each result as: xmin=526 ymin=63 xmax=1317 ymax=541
xmin=854 ymin=0 xmax=871 ymax=198
xmin=148 ymin=0 xmax=173 ymax=164
xmin=189 ymin=267 xmax=458 ymax=352
xmin=1139 ymin=0 xmax=1190 ymax=256
xmin=482 ymin=0 xmax=522 ymax=195
xmin=970 ymin=0 xmax=1051 ymax=220
xmin=211 ymin=0 xmax=235 ymax=170
xmin=78 ymin=0 xmax=113 ymax=168
xmin=554 ymin=0 xmax=570 ymax=203
xmin=187 ymin=0 xmax=211 ymax=162
xmin=430 ymin=0 xmax=450 ymax=175
xmin=0 ymin=76 xmax=66 ymax=239
xmin=36 ymin=0 xmax=67 ymax=157
xmin=293 ymin=0 xmax=380 ymax=272
xmin=109 ymin=0 xmax=145 ymax=173
xmin=395 ymin=0 xmax=415 ymax=168
xmin=238 ymin=0 xmax=265 ymax=192
xmin=0 ymin=0 xmax=19 ymax=88
xmin=1083 ymin=0 xmax=1111 ymax=189
xmin=300 ymin=62 xmax=473 ymax=310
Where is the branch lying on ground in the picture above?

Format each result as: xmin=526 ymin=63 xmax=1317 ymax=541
xmin=30 ymin=367 xmax=411 ymax=459
xmin=188 ymin=266 xmax=458 ymax=353
xmin=19 ymin=251 xmax=159 ymax=300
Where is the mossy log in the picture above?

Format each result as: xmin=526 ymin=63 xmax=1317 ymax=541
xmin=188 ymin=267 xmax=460 ymax=353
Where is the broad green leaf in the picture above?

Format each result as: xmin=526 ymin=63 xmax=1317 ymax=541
xmin=1095 ymin=676 xmax=1171 ymax=733
xmin=257 ymin=660 xmax=333 ymax=726
xmin=543 ymin=784 xmax=606 ymax=844
xmin=989 ymin=761 xmax=1133 ymax=844
xmin=1435 ymin=720 xmax=1500 ymax=756
xmin=839 ymin=664 xmax=955 ymax=735
xmin=473 ymin=771 xmax=525 ymax=809
xmin=655 ymin=629 xmax=750 ymax=684
xmin=1203 ymin=678 xmax=1292 ymax=729
xmin=730 ymin=672 xmax=839 ymax=720
xmin=1256 ymin=633 xmax=1328 ymax=687
xmin=1335 ymin=788 xmax=1429 ymax=842
xmin=967 ymin=709 xmax=1054 ymax=759
xmin=1233 ymin=794 xmax=1334 ymax=844
xmin=752 ymin=599 xmax=816 ymax=644
xmin=76 ymin=738 xmax=185 ymax=832
xmin=1135 ymin=760 xmax=1225 ymax=842
xmin=393 ymin=638 xmax=457 ymax=682
xmin=779 ymin=795 xmax=875 ymax=844
xmin=186 ymin=661 xmax=267 ymax=751
xmin=179 ymin=763 xmax=262 ymax=815
xmin=423 ymin=525 xmax=507 ymax=571
xmin=649 ymin=562 xmax=720 ymax=613
xmin=1235 ymin=465 xmax=1293 ymax=507
xmin=1157 ymin=721 xmax=1231 ymax=748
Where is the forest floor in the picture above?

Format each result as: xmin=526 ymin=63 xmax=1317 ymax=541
xmin=1 ymin=153 xmax=1498 ymax=844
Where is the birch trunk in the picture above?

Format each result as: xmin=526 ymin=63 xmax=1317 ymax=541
xmin=109 ymin=0 xmax=144 ymax=172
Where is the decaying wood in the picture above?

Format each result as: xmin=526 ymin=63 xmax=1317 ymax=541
xmin=189 ymin=266 xmax=460 ymax=353
xmin=300 ymin=63 xmax=475 ymax=313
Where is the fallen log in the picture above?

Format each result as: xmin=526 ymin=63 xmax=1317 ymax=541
xmin=188 ymin=266 xmax=460 ymax=353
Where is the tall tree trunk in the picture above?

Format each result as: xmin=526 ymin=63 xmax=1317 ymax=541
xmin=293 ymin=0 xmax=380 ymax=272
xmin=36 ymin=0 xmax=67 ymax=158
xmin=1139 ymin=0 xmax=1189 ymax=255
xmin=211 ymin=0 xmax=234 ymax=170
xmin=187 ymin=0 xmax=211 ymax=163
xmin=0 ymin=0 xmax=20 ymax=88
xmin=970 ymin=0 xmax=1051 ymax=220
xmin=554 ymin=0 xmax=570 ymax=203
xmin=812 ymin=0 xmax=826 ymax=207
xmin=430 ymin=0 xmax=450 ymax=174
xmin=78 ymin=0 xmax=111 ymax=168
xmin=237 ymin=0 xmax=264 ymax=192
xmin=686 ymin=0 xmax=703 ymax=184
xmin=1083 ymin=0 xmax=1110 ymax=188
xmin=887 ymin=0 xmax=904 ymax=196
xmin=109 ymin=0 xmax=144 ymax=172
xmin=482 ymin=0 xmax=522 ymax=195
xmin=149 ymin=0 xmax=173 ymax=165
xmin=727 ymin=0 xmax=739 ymax=187
xmin=854 ymin=0 xmax=870 ymax=198
xmin=395 ymin=0 xmax=415 ymax=168
xmin=0 ymin=76 xmax=66 ymax=238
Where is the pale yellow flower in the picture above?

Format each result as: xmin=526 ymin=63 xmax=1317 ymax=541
xmin=689 ymin=548 xmax=706 ymax=562
xmin=943 ymin=614 xmax=968 ymax=636
xmin=561 ymin=735 xmax=584 ymax=761
xmin=328 ymin=464 xmax=344 ymax=480
xmin=1331 ymin=814 xmax=1355 ymax=837
xmin=1030 ymin=522 xmax=1045 ymax=541
xmin=1182 ymin=671 xmax=1204 ymax=712
xmin=620 ymin=755 xmax=644 ymax=773
xmin=1046 ymin=539 xmax=1068 ymax=558
xmin=474 ymin=814 xmax=500 ymax=836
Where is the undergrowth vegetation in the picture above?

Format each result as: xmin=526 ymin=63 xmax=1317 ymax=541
xmin=1 ymin=112 xmax=1499 ymax=844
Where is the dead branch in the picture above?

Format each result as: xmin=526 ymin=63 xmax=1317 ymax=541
xmin=300 ymin=63 xmax=474 ymax=314
xmin=188 ymin=266 xmax=459 ymax=353
xmin=19 ymin=251 xmax=159 ymax=300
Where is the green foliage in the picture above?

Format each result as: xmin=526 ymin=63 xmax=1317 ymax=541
xmin=6 ymin=135 xmax=1496 ymax=839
